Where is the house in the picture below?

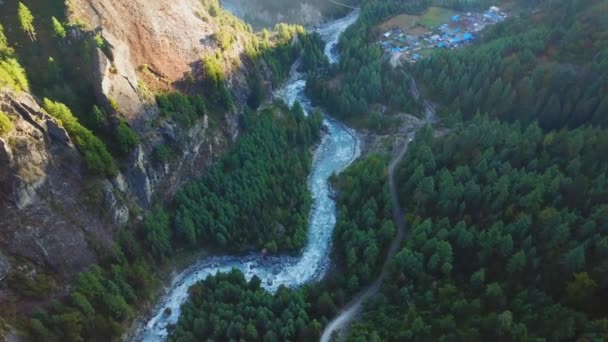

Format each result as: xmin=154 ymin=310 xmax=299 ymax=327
xmin=490 ymin=6 xmax=500 ymax=12
xmin=383 ymin=31 xmax=392 ymax=38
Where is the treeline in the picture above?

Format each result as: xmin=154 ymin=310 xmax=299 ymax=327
xmin=171 ymin=104 xmax=322 ymax=255
xmin=169 ymin=270 xmax=321 ymax=341
xmin=412 ymin=0 xmax=608 ymax=129
xmin=348 ymin=117 xmax=608 ymax=340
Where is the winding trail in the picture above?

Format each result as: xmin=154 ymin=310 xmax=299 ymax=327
xmin=320 ymin=131 xmax=413 ymax=342
xmin=320 ymin=78 xmax=437 ymax=341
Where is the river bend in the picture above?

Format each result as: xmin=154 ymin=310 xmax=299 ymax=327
xmin=136 ymin=9 xmax=360 ymax=342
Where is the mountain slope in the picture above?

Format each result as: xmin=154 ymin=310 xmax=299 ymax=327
xmin=0 ymin=0 xmax=305 ymax=332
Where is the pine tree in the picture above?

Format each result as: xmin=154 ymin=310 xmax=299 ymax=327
xmin=17 ymin=2 xmax=36 ymax=41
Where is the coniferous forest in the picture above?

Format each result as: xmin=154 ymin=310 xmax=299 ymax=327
xmin=349 ymin=118 xmax=608 ymax=340
xmin=24 ymin=104 xmax=323 ymax=340
xmin=412 ymin=0 xmax=608 ymax=129
xmin=2 ymin=0 xmax=607 ymax=340
xmin=167 ymin=0 xmax=608 ymax=340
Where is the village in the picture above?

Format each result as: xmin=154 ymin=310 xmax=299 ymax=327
xmin=377 ymin=6 xmax=508 ymax=63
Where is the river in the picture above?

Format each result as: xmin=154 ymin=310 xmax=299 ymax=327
xmin=135 ymin=9 xmax=360 ymax=342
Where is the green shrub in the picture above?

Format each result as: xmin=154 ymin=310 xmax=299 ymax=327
xmin=44 ymin=99 xmax=117 ymax=177
xmin=115 ymin=119 xmax=139 ymax=155
xmin=8 ymin=270 xmax=54 ymax=299
xmin=0 ymin=24 xmax=29 ymax=91
xmin=0 ymin=112 xmax=13 ymax=137
xmin=0 ymin=24 xmax=14 ymax=57
xmin=0 ymin=58 xmax=29 ymax=91
xmin=17 ymin=2 xmax=36 ymax=41
xmin=94 ymin=33 xmax=104 ymax=48
xmin=213 ymin=29 xmax=234 ymax=50
xmin=108 ymin=96 xmax=119 ymax=111
xmin=51 ymin=16 xmax=66 ymax=39
xmin=153 ymin=144 xmax=174 ymax=164
xmin=156 ymin=93 xmax=206 ymax=127
xmin=91 ymin=105 xmax=108 ymax=129
xmin=201 ymin=55 xmax=233 ymax=109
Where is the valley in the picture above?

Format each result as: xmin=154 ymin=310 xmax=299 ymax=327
xmin=1 ymin=0 xmax=607 ymax=341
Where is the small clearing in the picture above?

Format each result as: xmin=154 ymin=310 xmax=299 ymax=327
xmin=419 ymin=6 xmax=458 ymax=28
xmin=377 ymin=13 xmax=420 ymax=32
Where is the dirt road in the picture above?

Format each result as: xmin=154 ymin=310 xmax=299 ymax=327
xmin=320 ymin=130 xmax=413 ymax=342
xmin=320 ymin=76 xmax=437 ymax=341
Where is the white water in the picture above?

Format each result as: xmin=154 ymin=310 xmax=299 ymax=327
xmin=135 ymin=9 xmax=360 ymax=342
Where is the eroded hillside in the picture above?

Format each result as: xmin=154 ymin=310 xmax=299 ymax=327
xmin=0 ymin=0 xmax=305 ymax=328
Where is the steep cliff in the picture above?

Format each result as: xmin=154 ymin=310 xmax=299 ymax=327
xmin=0 ymin=0 xmax=281 ymax=322
xmin=0 ymin=89 xmax=128 ymax=312
xmin=67 ymin=0 xmax=253 ymax=204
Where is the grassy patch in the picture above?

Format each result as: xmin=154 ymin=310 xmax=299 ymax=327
xmin=417 ymin=48 xmax=436 ymax=58
xmin=0 ymin=111 xmax=13 ymax=137
xmin=419 ymin=6 xmax=458 ymax=28
xmin=377 ymin=13 xmax=420 ymax=32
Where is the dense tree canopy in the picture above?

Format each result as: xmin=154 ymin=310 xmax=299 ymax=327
xmin=173 ymin=104 xmax=322 ymax=254
xmin=348 ymin=117 xmax=608 ymax=340
xmin=332 ymin=155 xmax=394 ymax=289
xmin=412 ymin=0 xmax=608 ymax=129
xmin=170 ymin=271 xmax=322 ymax=341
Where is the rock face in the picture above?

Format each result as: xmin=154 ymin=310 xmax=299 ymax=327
xmin=74 ymin=0 xmax=221 ymax=87
xmin=68 ymin=0 xmax=249 ymax=206
xmin=0 ymin=0 xmax=258 ymax=317
xmin=72 ymin=0 xmax=251 ymax=125
xmin=0 ymin=90 xmax=128 ymax=286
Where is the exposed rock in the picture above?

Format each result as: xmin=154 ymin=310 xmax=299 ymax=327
xmin=102 ymin=180 xmax=130 ymax=226
xmin=160 ymin=121 xmax=176 ymax=142
xmin=126 ymin=145 xmax=153 ymax=205
xmin=45 ymin=120 xmax=71 ymax=145
xmin=0 ymin=89 xmax=129 ymax=307
xmin=72 ymin=0 xmax=227 ymax=89
xmin=112 ymin=172 xmax=129 ymax=192
xmin=0 ymin=0 xmax=279 ymax=319
xmin=74 ymin=0 xmax=247 ymax=207
xmin=0 ymin=251 xmax=9 ymax=282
